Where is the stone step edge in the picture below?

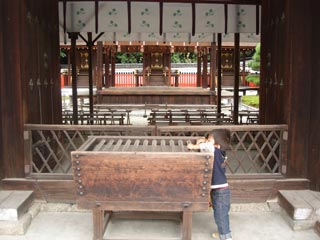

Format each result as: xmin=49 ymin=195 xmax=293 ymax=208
xmin=278 ymin=190 xmax=313 ymax=221
xmin=0 ymin=202 xmax=41 ymax=235
xmin=0 ymin=191 xmax=35 ymax=221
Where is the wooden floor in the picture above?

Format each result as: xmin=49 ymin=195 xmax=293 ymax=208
xmin=98 ymin=87 xmax=213 ymax=95
xmin=97 ymin=87 xmax=218 ymax=104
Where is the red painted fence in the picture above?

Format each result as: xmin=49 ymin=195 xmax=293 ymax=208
xmin=60 ymin=69 xmax=198 ymax=88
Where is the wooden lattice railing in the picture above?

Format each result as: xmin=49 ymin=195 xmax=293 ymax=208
xmin=157 ymin=125 xmax=288 ymax=175
xmin=24 ymin=124 xmax=287 ymax=177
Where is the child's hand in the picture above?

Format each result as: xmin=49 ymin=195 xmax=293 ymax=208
xmin=187 ymin=143 xmax=194 ymax=150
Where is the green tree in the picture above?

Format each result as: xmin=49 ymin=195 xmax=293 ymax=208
xmin=246 ymin=43 xmax=260 ymax=85
xmin=171 ymin=52 xmax=197 ymax=63
xmin=115 ymin=53 xmax=143 ymax=63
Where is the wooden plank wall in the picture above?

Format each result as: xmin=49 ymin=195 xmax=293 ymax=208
xmin=260 ymin=0 xmax=286 ymax=124
xmin=0 ymin=0 xmax=61 ymax=178
xmin=309 ymin=1 xmax=320 ymax=191
xmin=0 ymin=0 xmax=26 ymax=178
xmin=0 ymin=0 xmax=4 ymax=181
xmin=261 ymin=0 xmax=319 ymax=190
xmin=23 ymin=0 xmax=61 ymax=124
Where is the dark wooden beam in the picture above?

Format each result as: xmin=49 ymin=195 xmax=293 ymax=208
xmin=127 ymin=1 xmax=131 ymax=34
xmin=69 ymin=32 xmax=79 ymax=124
xmin=191 ymin=2 xmax=196 ymax=36
xmin=224 ymin=4 xmax=228 ymax=34
xmin=78 ymin=33 xmax=88 ymax=44
xmin=87 ymin=33 xmax=94 ymax=120
xmin=196 ymin=48 xmax=201 ymax=87
xmin=217 ymin=33 xmax=222 ymax=114
xmin=256 ymin=4 xmax=260 ymax=35
xmin=93 ymin=32 xmax=105 ymax=43
xmin=58 ymin=0 xmax=261 ymax=5
xmin=63 ymin=0 xmax=67 ymax=35
xmin=309 ymin=0 xmax=320 ymax=191
xmin=210 ymin=40 xmax=216 ymax=91
xmin=159 ymin=1 xmax=163 ymax=35
xmin=233 ymin=33 xmax=240 ymax=124
xmin=96 ymin=41 xmax=103 ymax=90
xmin=105 ymin=47 xmax=111 ymax=88
xmin=202 ymin=48 xmax=208 ymax=88
xmin=95 ymin=0 xmax=99 ymax=33
xmin=0 ymin=0 xmax=5 ymax=180
xmin=111 ymin=47 xmax=116 ymax=86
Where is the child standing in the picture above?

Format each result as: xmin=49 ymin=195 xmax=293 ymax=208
xmin=187 ymin=129 xmax=232 ymax=240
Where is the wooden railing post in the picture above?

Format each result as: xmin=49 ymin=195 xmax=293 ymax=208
xmin=174 ymin=70 xmax=179 ymax=87
xmin=23 ymin=130 xmax=33 ymax=177
xmin=281 ymin=129 xmax=288 ymax=176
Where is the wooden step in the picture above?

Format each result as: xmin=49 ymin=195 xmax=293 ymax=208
xmin=0 ymin=191 xmax=34 ymax=221
xmin=278 ymin=190 xmax=320 ymax=230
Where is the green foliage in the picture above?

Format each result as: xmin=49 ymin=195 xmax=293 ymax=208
xmin=115 ymin=53 xmax=143 ymax=63
xmin=60 ymin=50 xmax=67 ymax=58
xmin=245 ymin=74 xmax=260 ymax=85
xmin=246 ymin=43 xmax=260 ymax=84
xmin=171 ymin=52 xmax=197 ymax=63
xmin=247 ymin=43 xmax=260 ymax=70
xmin=115 ymin=52 xmax=196 ymax=64
xmin=240 ymin=49 xmax=255 ymax=59
xmin=60 ymin=49 xmax=68 ymax=64
xmin=242 ymin=95 xmax=259 ymax=108
xmin=115 ymin=52 xmax=197 ymax=64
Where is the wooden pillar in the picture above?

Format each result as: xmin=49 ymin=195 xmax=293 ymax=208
xmin=241 ymin=50 xmax=246 ymax=85
xmin=96 ymin=41 xmax=103 ymax=90
xmin=202 ymin=48 xmax=208 ymax=88
xmin=143 ymin=51 xmax=150 ymax=86
xmin=0 ymin=0 xmax=25 ymax=178
xmin=168 ymin=51 xmax=172 ymax=86
xmin=111 ymin=47 xmax=116 ymax=87
xmin=217 ymin=34 xmax=222 ymax=114
xmin=67 ymin=49 xmax=71 ymax=86
xmin=69 ymin=32 xmax=79 ymax=125
xmin=210 ymin=41 xmax=216 ymax=91
xmin=196 ymin=47 xmax=201 ymax=87
xmin=105 ymin=47 xmax=110 ymax=88
xmin=233 ymin=33 xmax=240 ymax=124
xmin=87 ymin=33 xmax=94 ymax=119
xmin=0 ymin=0 xmax=5 ymax=179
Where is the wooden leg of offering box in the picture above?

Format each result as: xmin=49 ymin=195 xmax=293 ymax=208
xmin=181 ymin=211 xmax=192 ymax=240
xmin=91 ymin=210 xmax=192 ymax=240
xmin=92 ymin=209 xmax=112 ymax=240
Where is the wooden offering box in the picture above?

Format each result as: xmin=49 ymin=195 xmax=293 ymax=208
xmin=71 ymin=136 xmax=213 ymax=240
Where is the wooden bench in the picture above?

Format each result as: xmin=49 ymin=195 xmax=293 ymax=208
xmin=62 ymin=110 xmax=127 ymax=125
xmin=238 ymin=110 xmax=259 ymax=124
xmin=71 ymin=136 xmax=213 ymax=240
xmin=148 ymin=110 xmax=189 ymax=125
xmin=148 ymin=109 xmax=233 ymax=126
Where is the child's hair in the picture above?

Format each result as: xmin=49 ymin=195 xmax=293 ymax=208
xmin=211 ymin=129 xmax=231 ymax=151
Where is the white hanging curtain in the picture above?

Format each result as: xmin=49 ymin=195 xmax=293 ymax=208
xmin=59 ymin=1 xmax=260 ymax=44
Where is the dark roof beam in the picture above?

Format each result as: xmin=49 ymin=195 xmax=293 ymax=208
xmin=95 ymin=0 xmax=99 ymax=33
xmin=58 ymin=0 xmax=261 ymax=5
